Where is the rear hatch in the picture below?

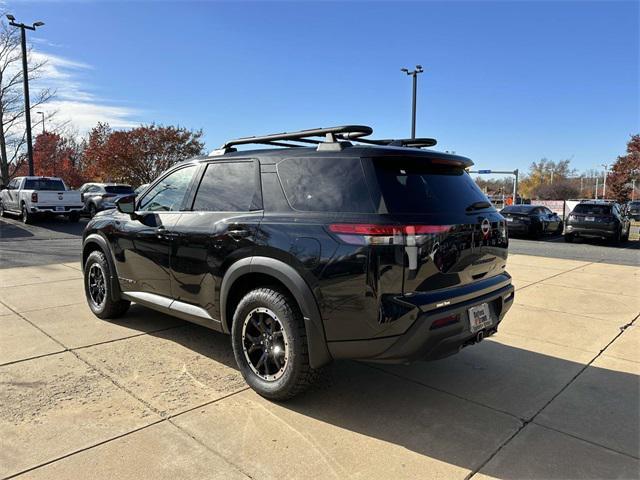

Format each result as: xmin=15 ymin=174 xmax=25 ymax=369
xmin=367 ymin=156 xmax=508 ymax=296
xmin=569 ymin=204 xmax=614 ymax=228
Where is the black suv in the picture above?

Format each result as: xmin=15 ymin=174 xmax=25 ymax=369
xmin=82 ymin=126 xmax=514 ymax=399
xmin=564 ymin=200 xmax=630 ymax=243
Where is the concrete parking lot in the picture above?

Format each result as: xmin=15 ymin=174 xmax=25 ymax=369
xmin=1 ymin=244 xmax=639 ymax=478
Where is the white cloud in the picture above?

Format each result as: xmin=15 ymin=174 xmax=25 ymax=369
xmin=29 ymin=49 xmax=140 ymax=131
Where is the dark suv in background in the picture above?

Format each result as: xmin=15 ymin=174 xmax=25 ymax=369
xmin=565 ymin=200 xmax=630 ymax=243
xmin=81 ymin=125 xmax=514 ymax=399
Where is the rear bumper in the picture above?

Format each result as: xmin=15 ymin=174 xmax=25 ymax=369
xmin=505 ymin=223 xmax=531 ymax=234
xmin=327 ymin=282 xmax=514 ymax=363
xmin=31 ymin=205 xmax=84 ymax=214
xmin=565 ymin=224 xmax=616 ymax=238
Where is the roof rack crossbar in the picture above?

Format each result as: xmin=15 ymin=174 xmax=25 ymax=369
xmin=212 ymin=125 xmax=439 ymax=156
xmin=220 ymin=125 xmax=373 ymax=150
xmin=339 ymin=136 xmax=437 ymax=148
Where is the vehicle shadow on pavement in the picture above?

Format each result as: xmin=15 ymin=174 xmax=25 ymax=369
xmin=138 ymin=320 xmax=638 ymax=478
xmin=512 ymin=233 xmax=639 ymax=249
xmin=0 ymin=215 xmax=88 ymax=237
xmin=0 ymin=219 xmax=34 ymax=240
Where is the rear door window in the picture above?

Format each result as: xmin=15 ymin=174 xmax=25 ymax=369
xmin=277 ymin=157 xmax=374 ymax=213
xmin=192 ymin=161 xmax=261 ymax=212
xmin=372 ymin=157 xmax=491 ymax=214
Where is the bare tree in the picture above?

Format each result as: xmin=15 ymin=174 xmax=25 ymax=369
xmin=0 ymin=18 xmax=55 ymax=185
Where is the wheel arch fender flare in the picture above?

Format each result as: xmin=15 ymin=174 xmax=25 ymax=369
xmin=221 ymin=256 xmax=332 ymax=369
xmin=83 ymin=233 xmax=123 ymax=302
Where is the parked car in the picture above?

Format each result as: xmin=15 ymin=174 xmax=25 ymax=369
xmin=81 ymin=125 xmax=514 ymax=400
xmin=564 ymin=200 xmax=630 ymax=243
xmin=79 ymin=183 xmax=135 ymax=217
xmin=500 ymin=205 xmax=563 ymax=238
xmin=0 ymin=176 xmax=83 ymax=224
xmin=627 ymin=200 xmax=640 ymax=221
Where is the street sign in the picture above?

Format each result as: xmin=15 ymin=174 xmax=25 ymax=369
xmin=478 ymin=170 xmax=492 ymax=174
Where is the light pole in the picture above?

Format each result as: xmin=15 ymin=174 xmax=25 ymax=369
xmin=400 ymin=65 xmax=424 ymax=139
xmin=37 ymin=111 xmax=45 ymax=135
xmin=6 ymin=14 xmax=45 ymax=177
xmin=601 ymin=164 xmax=609 ymax=199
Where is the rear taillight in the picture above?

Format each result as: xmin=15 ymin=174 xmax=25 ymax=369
xmin=328 ymin=224 xmax=451 ymax=245
xmin=31 ymin=192 xmax=38 ymax=203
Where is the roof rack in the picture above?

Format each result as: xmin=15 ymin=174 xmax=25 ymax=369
xmin=211 ymin=125 xmax=438 ymax=156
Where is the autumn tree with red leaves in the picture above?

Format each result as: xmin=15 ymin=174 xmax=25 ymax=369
xmin=608 ymin=134 xmax=640 ymax=202
xmin=19 ymin=132 xmax=86 ymax=188
xmin=83 ymin=123 xmax=204 ymax=186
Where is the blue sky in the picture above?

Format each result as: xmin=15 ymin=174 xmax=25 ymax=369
xmin=8 ymin=0 xmax=640 ymax=175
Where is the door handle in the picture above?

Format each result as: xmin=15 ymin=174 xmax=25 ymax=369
xmin=156 ymin=227 xmax=180 ymax=239
xmin=228 ymin=229 xmax=250 ymax=240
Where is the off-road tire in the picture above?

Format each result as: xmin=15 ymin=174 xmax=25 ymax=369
xmin=89 ymin=203 xmax=98 ymax=218
xmin=231 ymin=287 xmax=324 ymax=401
xmin=83 ymin=250 xmax=130 ymax=319
xmin=0 ymin=201 xmax=5 ymax=218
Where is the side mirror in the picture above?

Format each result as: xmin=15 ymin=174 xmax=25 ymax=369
xmin=116 ymin=194 xmax=136 ymax=216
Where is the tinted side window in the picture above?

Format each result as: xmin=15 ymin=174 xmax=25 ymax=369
xmin=138 ymin=165 xmax=197 ymax=212
xmin=192 ymin=161 xmax=260 ymax=212
xmin=277 ymin=157 xmax=374 ymax=213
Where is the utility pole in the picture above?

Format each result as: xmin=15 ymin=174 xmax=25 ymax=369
xmin=595 ymin=176 xmax=599 ymax=199
xmin=601 ymin=164 xmax=609 ymax=200
xmin=6 ymin=15 xmax=45 ymax=177
xmin=37 ymin=111 xmax=45 ymax=135
xmin=400 ymin=65 xmax=424 ymax=139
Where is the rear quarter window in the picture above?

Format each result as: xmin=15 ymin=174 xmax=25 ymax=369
xmin=277 ymin=157 xmax=374 ymax=213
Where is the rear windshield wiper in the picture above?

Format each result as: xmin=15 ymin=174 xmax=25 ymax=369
xmin=466 ymin=201 xmax=492 ymax=211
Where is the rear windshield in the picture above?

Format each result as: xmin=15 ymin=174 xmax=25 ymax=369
xmin=573 ymin=204 xmax=611 ymax=215
xmin=502 ymin=206 xmax=535 ymax=214
xmin=372 ymin=158 xmax=491 ymax=214
xmin=105 ymin=185 xmax=134 ymax=194
xmin=24 ymin=179 xmax=65 ymax=191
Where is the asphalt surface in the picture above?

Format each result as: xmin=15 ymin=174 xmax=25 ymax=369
xmin=0 ymin=214 xmax=638 ymax=269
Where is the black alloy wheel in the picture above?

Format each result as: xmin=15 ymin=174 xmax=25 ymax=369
xmin=83 ymin=250 xmax=130 ymax=318
xmin=242 ymin=307 xmax=289 ymax=381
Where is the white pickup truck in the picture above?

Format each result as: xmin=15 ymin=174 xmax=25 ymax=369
xmin=0 ymin=176 xmax=84 ymax=224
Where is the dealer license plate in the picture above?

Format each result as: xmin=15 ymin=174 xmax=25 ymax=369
xmin=55 ymin=206 xmax=64 ymax=212
xmin=585 ymin=216 xmax=595 ymax=222
xmin=468 ymin=303 xmax=493 ymax=333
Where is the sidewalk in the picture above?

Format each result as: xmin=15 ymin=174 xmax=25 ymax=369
xmin=1 ymin=255 xmax=638 ymax=479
